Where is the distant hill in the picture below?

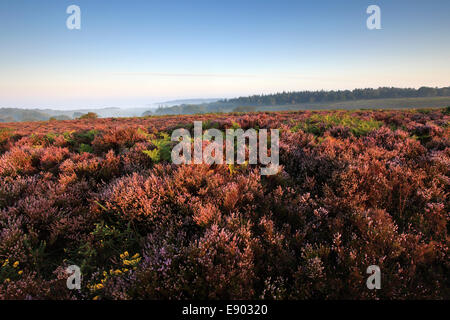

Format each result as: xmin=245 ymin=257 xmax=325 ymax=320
xmin=143 ymin=98 xmax=220 ymax=116
xmin=0 ymin=107 xmax=148 ymax=123
xmin=154 ymin=98 xmax=219 ymax=107
xmin=0 ymin=108 xmax=55 ymax=122
xmin=144 ymin=86 xmax=450 ymax=115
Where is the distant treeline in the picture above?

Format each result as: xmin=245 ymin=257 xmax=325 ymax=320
xmin=145 ymin=86 xmax=450 ymax=115
xmin=221 ymin=86 xmax=450 ymax=106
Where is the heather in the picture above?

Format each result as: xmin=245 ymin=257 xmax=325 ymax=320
xmin=0 ymin=109 xmax=448 ymax=300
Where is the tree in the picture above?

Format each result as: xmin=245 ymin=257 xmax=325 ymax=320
xmin=79 ymin=112 xmax=98 ymax=120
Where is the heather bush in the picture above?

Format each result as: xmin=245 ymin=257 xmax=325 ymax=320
xmin=92 ymin=127 xmax=149 ymax=154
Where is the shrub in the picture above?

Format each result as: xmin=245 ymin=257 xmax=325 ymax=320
xmin=292 ymin=113 xmax=382 ymax=137
xmin=78 ymin=112 xmax=98 ymax=120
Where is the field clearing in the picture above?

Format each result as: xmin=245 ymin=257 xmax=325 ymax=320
xmin=255 ymin=96 xmax=450 ymax=111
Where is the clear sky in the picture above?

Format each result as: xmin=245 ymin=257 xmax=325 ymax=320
xmin=0 ymin=0 xmax=449 ymax=109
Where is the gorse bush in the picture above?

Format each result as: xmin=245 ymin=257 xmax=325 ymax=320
xmin=0 ymin=109 xmax=448 ymax=300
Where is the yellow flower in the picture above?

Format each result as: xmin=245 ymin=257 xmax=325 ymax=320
xmin=120 ymin=251 xmax=129 ymax=259
xmin=13 ymin=261 xmax=19 ymax=268
xmin=123 ymin=260 xmax=131 ymax=266
xmin=131 ymin=253 xmax=140 ymax=259
xmin=114 ymin=269 xmax=122 ymax=275
xmin=18 ymin=270 xmax=23 ymax=275
xmin=123 ymin=268 xmax=129 ymax=272
xmin=95 ymin=283 xmax=104 ymax=290
xmin=103 ymin=271 xmax=108 ymax=277
xmin=5 ymin=278 xmax=10 ymax=283
xmin=93 ymin=296 xmax=100 ymax=300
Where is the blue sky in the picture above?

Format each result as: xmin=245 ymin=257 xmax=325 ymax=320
xmin=0 ymin=0 xmax=449 ymax=108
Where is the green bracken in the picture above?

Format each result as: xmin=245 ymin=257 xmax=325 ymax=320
xmin=143 ymin=132 xmax=173 ymax=163
xmin=292 ymin=113 xmax=382 ymax=137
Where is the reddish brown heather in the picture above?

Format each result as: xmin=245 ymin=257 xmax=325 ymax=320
xmin=0 ymin=109 xmax=448 ymax=299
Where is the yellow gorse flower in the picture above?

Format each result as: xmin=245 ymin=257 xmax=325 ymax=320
xmin=131 ymin=253 xmax=140 ymax=259
xmin=13 ymin=261 xmax=19 ymax=268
